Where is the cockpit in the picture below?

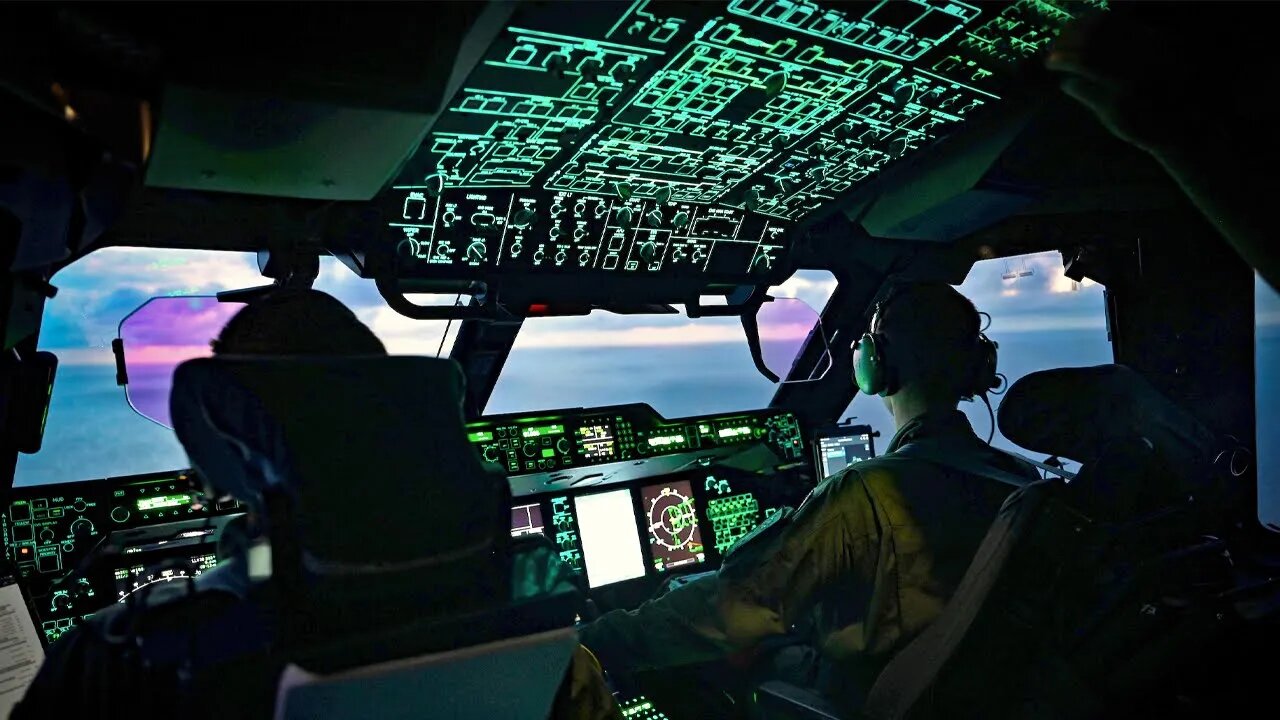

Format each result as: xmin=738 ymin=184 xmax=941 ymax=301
xmin=2 ymin=1 xmax=1276 ymax=718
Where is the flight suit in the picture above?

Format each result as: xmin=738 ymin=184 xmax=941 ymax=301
xmin=580 ymin=410 xmax=1038 ymax=713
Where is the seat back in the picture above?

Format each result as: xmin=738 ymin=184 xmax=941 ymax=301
xmin=163 ymin=355 xmax=582 ymax=717
xmin=861 ymin=365 xmax=1242 ymax=719
xmin=273 ymin=627 xmax=579 ymax=720
xmin=170 ymin=355 xmax=513 ymax=630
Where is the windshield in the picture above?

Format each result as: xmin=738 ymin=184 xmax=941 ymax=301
xmin=485 ymin=270 xmax=837 ymax=418
xmin=841 ymin=251 xmax=1114 ymax=471
xmin=16 ymin=248 xmax=456 ymax=487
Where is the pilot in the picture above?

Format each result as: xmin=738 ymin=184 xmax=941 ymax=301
xmin=578 ymin=282 xmax=1039 ymax=716
xmin=14 ymin=288 xmax=620 ymax=720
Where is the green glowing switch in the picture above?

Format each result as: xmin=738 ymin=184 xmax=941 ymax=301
xmin=542 ymin=448 xmax=556 ymax=458
xmin=137 ymin=494 xmax=192 ymax=511
xmin=468 ymin=430 xmax=494 ymax=443
xmin=522 ymin=424 xmax=565 ymax=438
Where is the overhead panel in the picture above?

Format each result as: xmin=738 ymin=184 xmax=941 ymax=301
xmin=376 ymin=0 xmax=1104 ymax=287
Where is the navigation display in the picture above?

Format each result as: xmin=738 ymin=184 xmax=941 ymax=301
xmin=642 ymin=481 xmax=705 ymax=572
xmin=578 ymin=422 xmax=617 ymax=460
xmin=575 ymin=490 xmax=647 ymax=588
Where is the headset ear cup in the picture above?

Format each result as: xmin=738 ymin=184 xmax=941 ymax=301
xmin=853 ymin=333 xmax=889 ymax=396
xmin=973 ymin=336 xmax=999 ymax=395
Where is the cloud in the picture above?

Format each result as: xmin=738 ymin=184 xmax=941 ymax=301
xmin=772 ymin=270 xmax=838 ymax=312
xmin=959 ymin=251 xmax=1110 ymax=334
xmin=45 ymin=248 xmax=262 ymax=352
xmin=42 ymin=247 xmax=1113 ymax=367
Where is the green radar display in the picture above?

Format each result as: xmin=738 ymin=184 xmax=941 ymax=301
xmin=642 ymin=481 xmax=705 ymax=571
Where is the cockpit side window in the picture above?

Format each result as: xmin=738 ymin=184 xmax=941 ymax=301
xmin=1255 ymin=273 xmax=1279 ymax=531
xmin=16 ymin=249 xmax=455 ymax=487
xmin=840 ymin=251 xmax=1113 ymax=472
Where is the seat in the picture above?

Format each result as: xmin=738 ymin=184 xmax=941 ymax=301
xmin=273 ymin=627 xmax=579 ymax=720
xmin=166 ymin=355 xmax=579 ymax=718
xmin=755 ymin=365 xmax=1250 ymax=720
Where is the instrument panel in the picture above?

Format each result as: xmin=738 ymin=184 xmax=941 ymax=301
xmin=4 ymin=404 xmax=813 ymax=645
xmin=378 ymin=0 xmax=1102 ymax=284
xmin=467 ymin=402 xmax=804 ymax=475
xmin=507 ymin=467 xmax=796 ymax=588
xmin=478 ymin=404 xmax=814 ymax=588
xmin=1 ymin=471 xmax=244 ymax=645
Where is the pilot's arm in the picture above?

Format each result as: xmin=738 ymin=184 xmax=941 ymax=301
xmin=579 ymin=468 xmax=884 ymax=674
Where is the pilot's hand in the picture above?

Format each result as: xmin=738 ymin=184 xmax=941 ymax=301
xmin=1044 ymin=13 xmax=1195 ymax=156
xmin=553 ymin=644 xmax=624 ymax=720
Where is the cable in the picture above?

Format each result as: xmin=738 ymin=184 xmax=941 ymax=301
xmin=977 ymin=311 xmax=992 ymax=333
xmin=988 ymin=372 xmax=1009 ymax=396
xmin=980 ymin=393 xmax=996 ymax=444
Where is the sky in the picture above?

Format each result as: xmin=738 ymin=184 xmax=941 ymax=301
xmin=15 ymin=246 xmax=1279 ymax=529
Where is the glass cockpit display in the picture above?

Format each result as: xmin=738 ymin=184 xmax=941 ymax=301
xmin=510 ymin=503 xmax=546 ymax=538
xmin=642 ymin=481 xmax=705 ymax=572
xmin=816 ymin=428 xmax=876 ymax=477
xmin=575 ymin=490 xmax=649 ymax=589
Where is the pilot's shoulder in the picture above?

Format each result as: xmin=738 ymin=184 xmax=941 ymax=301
xmin=822 ymin=456 xmax=914 ymax=495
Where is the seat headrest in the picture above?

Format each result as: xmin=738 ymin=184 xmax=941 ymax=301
xmin=170 ymin=355 xmax=507 ymax=568
xmin=997 ymin=364 xmax=1218 ymax=478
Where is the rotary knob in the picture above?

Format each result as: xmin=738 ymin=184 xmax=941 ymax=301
xmin=615 ymin=207 xmax=634 ymax=227
xmin=645 ymin=209 xmax=663 ymax=228
xmin=512 ymin=208 xmax=538 ymax=228
xmin=639 ymin=242 xmax=657 ymax=263
xmin=672 ymin=211 xmax=690 ymax=229
xmin=110 ymin=506 xmax=130 ymax=523
xmin=764 ymin=69 xmax=789 ymax=97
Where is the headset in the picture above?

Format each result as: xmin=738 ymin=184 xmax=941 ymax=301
xmin=851 ymin=283 xmax=1000 ymax=399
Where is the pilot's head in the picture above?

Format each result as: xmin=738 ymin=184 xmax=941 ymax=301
xmin=212 ymin=288 xmax=386 ymax=356
xmin=183 ymin=288 xmax=385 ymax=549
xmin=852 ymin=282 xmax=997 ymax=425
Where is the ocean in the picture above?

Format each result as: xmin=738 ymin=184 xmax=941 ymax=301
xmin=14 ymin=330 xmax=1278 ymax=528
